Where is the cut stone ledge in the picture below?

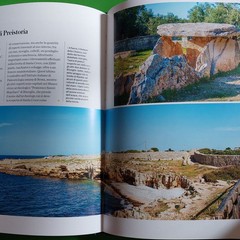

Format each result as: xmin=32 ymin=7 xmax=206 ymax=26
xmin=157 ymin=23 xmax=240 ymax=38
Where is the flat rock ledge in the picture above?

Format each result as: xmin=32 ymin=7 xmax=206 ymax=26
xmin=157 ymin=23 xmax=240 ymax=37
xmin=0 ymin=156 xmax=101 ymax=180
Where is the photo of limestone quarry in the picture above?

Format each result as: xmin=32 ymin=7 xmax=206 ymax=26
xmin=103 ymin=103 xmax=240 ymax=220
xmin=114 ymin=2 xmax=240 ymax=105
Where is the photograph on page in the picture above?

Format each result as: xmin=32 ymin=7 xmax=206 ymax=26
xmin=113 ymin=2 xmax=240 ymax=106
xmin=103 ymin=103 xmax=240 ymax=221
xmin=0 ymin=106 xmax=102 ymax=218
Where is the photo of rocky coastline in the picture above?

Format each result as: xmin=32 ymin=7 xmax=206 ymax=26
xmin=114 ymin=2 xmax=240 ymax=105
xmin=0 ymin=155 xmax=100 ymax=180
xmin=0 ymin=106 xmax=102 ymax=217
xmin=0 ymin=155 xmax=101 ymax=217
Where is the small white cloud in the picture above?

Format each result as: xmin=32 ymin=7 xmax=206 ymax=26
xmin=0 ymin=123 xmax=13 ymax=128
xmin=215 ymin=127 xmax=240 ymax=132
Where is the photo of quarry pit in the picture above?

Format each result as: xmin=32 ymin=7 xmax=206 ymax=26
xmin=114 ymin=2 xmax=240 ymax=105
xmin=102 ymin=150 xmax=240 ymax=220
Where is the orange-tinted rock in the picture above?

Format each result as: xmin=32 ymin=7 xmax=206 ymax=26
xmin=128 ymin=54 xmax=200 ymax=104
xmin=190 ymin=37 xmax=214 ymax=47
xmin=186 ymin=48 xmax=200 ymax=68
xmin=196 ymin=38 xmax=240 ymax=76
xmin=153 ymin=36 xmax=183 ymax=57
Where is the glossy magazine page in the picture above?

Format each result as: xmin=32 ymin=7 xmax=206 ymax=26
xmin=104 ymin=0 xmax=240 ymax=238
xmin=0 ymin=2 xmax=104 ymax=236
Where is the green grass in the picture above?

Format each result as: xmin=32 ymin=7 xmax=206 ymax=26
xmin=120 ymin=159 xmax=211 ymax=179
xmin=196 ymin=192 xmax=228 ymax=220
xmin=114 ymin=50 xmax=152 ymax=78
xmin=203 ymin=166 xmax=240 ymax=182
xmin=114 ymin=52 xmax=240 ymax=104
xmin=211 ymin=65 xmax=240 ymax=79
xmin=147 ymin=64 xmax=240 ymax=102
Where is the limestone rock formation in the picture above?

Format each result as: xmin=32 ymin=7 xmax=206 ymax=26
xmin=0 ymin=157 xmax=101 ymax=180
xmin=196 ymin=38 xmax=240 ymax=77
xmin=114 ymin=73 xmax=135 ymax=105
xmin=193 ymin=151 xmax=240 ymax=167
xmin=185 ymin=48 xmax=199 ymax=68
xmin=189 ymin=36 xmax=215 ymax=48
xmin=152 ymin=36 xmax=183 ymax=57
xmin=125 ymin=23 xmax=240 ymax=104
xmin=157 ymin=23 xmax=240 ymax=37
xmin=128 ymin=54 xmax=199 ymax=104
xmin=114 ymin=73 xmax=135 ymax=96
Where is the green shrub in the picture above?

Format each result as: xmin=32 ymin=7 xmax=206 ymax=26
xmin=199 ymin=148 xmax=240 ymax=155
xmin=203 ymin=172 xmax=218 ymax=182
xmin=151 ymin=147 xmax=159 ymax=152
xmin=199 ymin=148 xmax=212 ymax=154
xmin=203 ymin=167 xmax=240 ymax=182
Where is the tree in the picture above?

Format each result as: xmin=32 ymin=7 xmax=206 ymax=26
xmin=146 ymin=13 xmax=185 ymax=35
xmin=188 ymin=3 xmax=212 ymax=22
xmin=150 ymin=147 xmax=159 ymax=152
xmin=188 ymin=3 xmax=240 ymax=27
xmin=114 ymin=6 xmax=154 ymax=41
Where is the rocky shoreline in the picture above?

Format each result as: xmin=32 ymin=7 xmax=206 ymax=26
xmin=0 ymin=156 xmax=101 ymax=180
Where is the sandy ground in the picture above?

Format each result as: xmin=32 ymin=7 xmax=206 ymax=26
xmin=109 ymin=179 xmax=232 ymax=220
xmin=112 ymin=182 xmax=185 ymax=204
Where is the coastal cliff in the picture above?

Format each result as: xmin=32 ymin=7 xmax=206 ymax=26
xmin=0 ymin=156 xmax=101 ymax=180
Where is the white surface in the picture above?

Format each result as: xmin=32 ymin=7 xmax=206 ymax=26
xmin=0 ymin=2 xmax=105 ymax=109
xmin=0 ymin=215 xmax=101 ymax=236
xmin=103 ymin=215 xmax=240 ymax=239
xmin=104 ymin=1 xmax=240 ymax=239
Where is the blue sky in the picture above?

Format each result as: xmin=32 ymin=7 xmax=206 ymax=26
xmin=146 ymin=2 xmax=198 ymax=19
xmin=0 ymin=106 xmax=101 ymax=156
xmin=3 ymin=104 xmax=240 ymax=155
xmin=106 ymin=103 xmax=240 ymax=152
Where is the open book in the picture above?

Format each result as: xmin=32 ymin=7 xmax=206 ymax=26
xmin=0 ymin=0 xmax=240 ymax=238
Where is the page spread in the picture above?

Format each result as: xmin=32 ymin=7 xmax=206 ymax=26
xmin=0 ymin=2 xmax=105 ymax=236
xmin=1 ymin=0 xmax=240 ymax=239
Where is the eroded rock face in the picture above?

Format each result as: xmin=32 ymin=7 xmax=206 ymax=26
xmin=186 ymin=48 xmax=200 ymax=68
xmin=128 ymin=54 xmax=199 ymax=104
xmin=190 ymin=37 xmax=215 ymax=48
xmin=124 ymin=23 xmax=240 ymax=104
xmin=153 ymin=36 xmax=183 ymax=57
xmin=104 ymin=165 xmax=191 ymax=190
xmin=114 ymin=73 xmax=135 ymax=106
xmin=196 ymin=38 xmax=240 ymax=77
xmin=114 ymin=73 xmax=135 ymax=105
xmin=193 ymin=151 xmax=240 ymax=167
xmin=0 ymin=158 xmax=101 ymax=180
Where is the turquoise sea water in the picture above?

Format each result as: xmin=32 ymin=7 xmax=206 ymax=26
xmin=0 ymin=173 xmax=101 ymax=217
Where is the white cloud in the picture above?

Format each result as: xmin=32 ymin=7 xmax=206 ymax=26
xmin=215 ymin=127 xmax=240 ymax=132
xmin=0 ymin=123 xmax=13 ymax=128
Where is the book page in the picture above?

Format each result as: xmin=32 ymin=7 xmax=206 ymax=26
xmin=104 ymin=0 xmax=240 ymax=238
xmin=0 ymin=2 xmax=105 ymax=236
